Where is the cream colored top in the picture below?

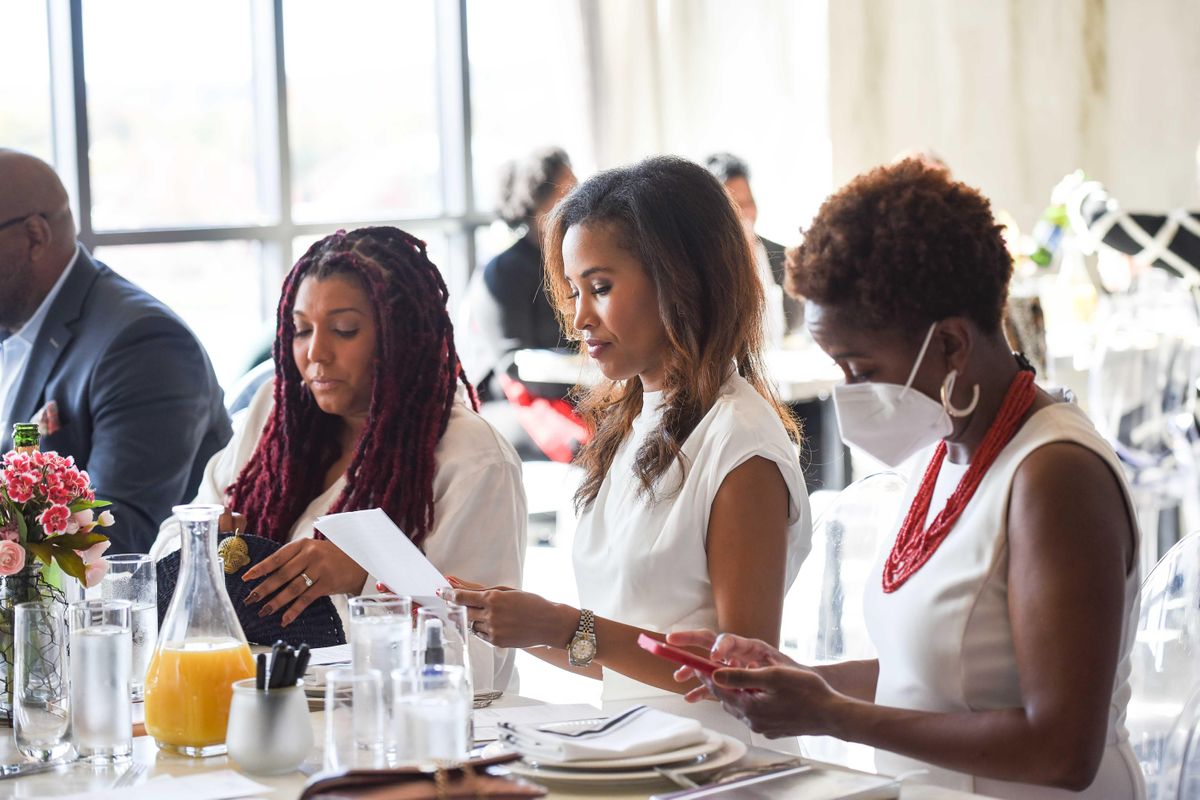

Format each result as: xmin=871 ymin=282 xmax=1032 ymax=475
xmin=865 ymin=400 xmax=1145 ymax=799
xmin=153 ymin=379 xmax=528 ymax=690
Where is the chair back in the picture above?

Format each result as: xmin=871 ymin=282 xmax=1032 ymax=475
xmin=783 ymin=471 xmax=907 ymax=772
xmin=783 ymin=471 xmax=907 ymax=664
xmin=1129 ymin=531 xmax=1200 ymax=798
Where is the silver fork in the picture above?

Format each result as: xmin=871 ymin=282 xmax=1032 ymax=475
xmin=110 ymin=762 xmax=147 ymax=789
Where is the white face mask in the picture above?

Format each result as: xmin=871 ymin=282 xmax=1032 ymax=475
xmin=832 ymin=323 xmax=953 ymax=468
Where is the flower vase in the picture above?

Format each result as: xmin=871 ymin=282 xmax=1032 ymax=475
xmin=0 ymin=562 xmax=66 ymax=726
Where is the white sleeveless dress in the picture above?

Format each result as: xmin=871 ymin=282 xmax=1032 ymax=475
xmin=864 ymin=400 xmax=1145 ymax=798
xmin=573 ymin=374 xmax=812 ymax=741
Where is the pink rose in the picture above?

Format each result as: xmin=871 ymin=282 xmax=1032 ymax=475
xmin=79 ymin=540 xmax=110 ymax=565
xmin=83 ymin=557 xmax=109 ymax=588
xmin=38 ymin=504 xmax=71 ymax=535
xmin=71 ymin=509 xmax=95 ymax=534
xmin=0 ymin=541 xmax=26 ymax=576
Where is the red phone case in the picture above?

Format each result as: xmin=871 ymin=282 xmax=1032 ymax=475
xmin=637 ymin=633 xmax=723 ymax=676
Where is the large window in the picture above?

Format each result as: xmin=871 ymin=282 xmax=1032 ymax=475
xmin=0 ymin=0 xmax=503 ymax=389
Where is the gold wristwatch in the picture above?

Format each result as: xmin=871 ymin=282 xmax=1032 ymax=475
xmin=567 ymin=609 xmax=597 ymax=667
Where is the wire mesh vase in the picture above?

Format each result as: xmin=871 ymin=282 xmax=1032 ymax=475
xmin=0 ymin=562 xmax=66 ymax=726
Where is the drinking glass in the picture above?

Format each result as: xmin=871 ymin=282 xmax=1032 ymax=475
xmin=69 ymin=599 xmax=132 ymax=763
xmin=101 ymin=554 xmax=157 ymax=700
xmin=226 ymin=678 xmax=313 ymax=775
xmin=416 ymin=604 xmax=472 ymax=689
xmin=348 ymin=594 xmax=413 ymax=677
xmin=324 ymin=668 xmax=385 ymax=771
xmin=401 ymin=665 xmax=470 ymax=761
xmin=13 ymin=601 xmax=71 ymax=760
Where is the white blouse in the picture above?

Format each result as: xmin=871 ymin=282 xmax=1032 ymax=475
xmin=152 ymin=379 xmax=528 ymax=690
xmin=573 ymin=373 xmax=811 ymax=735
xmin=865 ymin=400 xmax=1144 ymax=798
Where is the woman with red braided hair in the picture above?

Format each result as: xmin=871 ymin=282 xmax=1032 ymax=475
xmin=669 ymin=161 xmax=1143 ymax=798
xmin=153 ymin=226 xmax=526 ymax=689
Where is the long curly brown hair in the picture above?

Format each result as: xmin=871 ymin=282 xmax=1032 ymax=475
xmin=542 ymin=156 xmax=801 ymax=510
xmin=226 ymin=227 xmax=476 ymax=547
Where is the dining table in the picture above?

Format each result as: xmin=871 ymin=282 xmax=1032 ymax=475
xmin=0 ymin=694 xmax=995 ymax=799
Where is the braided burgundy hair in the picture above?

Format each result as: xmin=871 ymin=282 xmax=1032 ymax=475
xmin=226 ymin=227 xmax=477 ymax=548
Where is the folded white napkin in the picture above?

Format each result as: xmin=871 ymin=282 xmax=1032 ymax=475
xmin=499 ymin=705 xmax=706 ymax=762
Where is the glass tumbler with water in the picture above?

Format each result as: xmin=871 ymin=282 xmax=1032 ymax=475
xmin=101 ymin=553 xmax=157 ymax=700
xmin=69 ymin=599 xmax=133 ymax=763
xmin=13 ymin=601 xmax=71 ymax=761
xmin=405 ymin=664 xmax=470 ymax=761
xmin=348 ymin=594 xmax=413 ymax=676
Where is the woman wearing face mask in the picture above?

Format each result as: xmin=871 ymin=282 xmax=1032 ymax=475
xmin=444 ymin=157 xmax=811 ymax=733
xmin=669 ymin=161 xmax=1143 ymax=798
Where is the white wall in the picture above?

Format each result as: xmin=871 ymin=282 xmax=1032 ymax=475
xmin=828 ymin=0 xmax=1200 ymax=228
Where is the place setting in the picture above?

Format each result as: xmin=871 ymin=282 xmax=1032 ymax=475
xmin=481 ymin=704 xmax=747 ymax=786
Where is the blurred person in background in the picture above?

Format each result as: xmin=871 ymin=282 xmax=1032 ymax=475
xmin=0 ymin=149 xmax=231 ymax=553
xmin=458 ymin=146 xmax=585 ymax=462
xmin=704 ymin=152 xmax=800 ymax=341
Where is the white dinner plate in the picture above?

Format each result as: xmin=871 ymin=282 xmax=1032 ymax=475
xmin=483 ymin=732 xmax=748 ymax=785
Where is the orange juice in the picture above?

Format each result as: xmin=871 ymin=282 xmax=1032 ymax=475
xmin=143 ymin=638 xmax=255 ymax=754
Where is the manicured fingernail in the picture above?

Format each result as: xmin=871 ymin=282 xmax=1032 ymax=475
xmin=259 ymin=606 xmax=272 ymax=618
xmin=245 ymin=592 xmax=259 ymax=604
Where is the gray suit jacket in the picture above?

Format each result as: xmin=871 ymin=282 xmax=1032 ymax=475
xmin=0 ymin=248 xmax=232 ymax=553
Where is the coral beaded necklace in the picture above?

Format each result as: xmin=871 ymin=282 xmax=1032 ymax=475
xmin=882 ymin=368 xmax=1038 ymax=593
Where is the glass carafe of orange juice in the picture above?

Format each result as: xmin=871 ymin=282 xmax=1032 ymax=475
xmin=144 ymin=504 xmax=255 ymax=756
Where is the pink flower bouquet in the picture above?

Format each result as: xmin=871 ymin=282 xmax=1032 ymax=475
xmin=0 ymin=449 xmax=114 ymax=587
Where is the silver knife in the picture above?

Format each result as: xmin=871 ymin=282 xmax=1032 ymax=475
xmin=0 ymin=757 xmax=75 ymax=779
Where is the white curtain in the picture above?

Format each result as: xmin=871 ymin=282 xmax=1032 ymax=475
xmin=577 ymin=0 xmax=832 ymax=244
xmin=827 ymin=0 xmax=1200 ymax=228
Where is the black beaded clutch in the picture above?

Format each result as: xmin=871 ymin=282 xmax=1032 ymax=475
xmin=155 ymin=533 xmax=347 ymax=648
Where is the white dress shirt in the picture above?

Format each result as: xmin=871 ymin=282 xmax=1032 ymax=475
xmin=0 ymin=246 xmax=80 ymax=434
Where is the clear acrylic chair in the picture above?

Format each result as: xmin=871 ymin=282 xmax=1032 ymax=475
xmin=1088 ymin=271 xmax=1200 ymax=574
xmin=1128 ymin=531 xmax=1200 ymax=798
xmin=783 ymin=471 xmax=908 ymax=771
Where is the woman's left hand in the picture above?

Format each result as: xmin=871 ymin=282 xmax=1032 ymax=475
xmin=444 ymin=584 xmax=575 ymax=649
xmin=704 ymin=662 xmax=842 ymax=739
xmin=242 ymin=538 xmax=368 ymax=626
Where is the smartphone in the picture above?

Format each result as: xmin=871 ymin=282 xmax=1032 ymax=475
xmin=637 ymin=633 xmax=725 ymax=676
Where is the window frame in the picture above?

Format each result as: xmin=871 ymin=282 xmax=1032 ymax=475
xmin=47 ymin=0 xmax=486 ymax=320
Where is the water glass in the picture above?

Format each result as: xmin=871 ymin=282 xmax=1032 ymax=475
xmin=324 ymin=668 xmax=385 ymax=771
xmin=69 ymin=599 xmax=132 ymax=763
xmin=226 ymin=678 xmax=313 ymax=775
xmin=101 ymin=554 xmax=157 ymax=700
xmin=416 ymin=604 xmax=473 ymax=692
xmin=348 ymin=594 xmax=413 ymax=677
xmin=13 ymin=601 xmax=71 ymax=761
xmin=394 ymin=665 xmax=470 ymax=762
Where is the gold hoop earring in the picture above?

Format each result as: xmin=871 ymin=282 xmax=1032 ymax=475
xmin=941 ymin=369 xmax=980 ymax=418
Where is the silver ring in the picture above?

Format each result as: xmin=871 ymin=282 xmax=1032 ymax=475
xmin=300 ymin=572 xmax=314 ymax=588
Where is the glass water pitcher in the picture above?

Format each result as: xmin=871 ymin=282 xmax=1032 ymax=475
xmin=143 ymin=504 xmax=255 ymax=756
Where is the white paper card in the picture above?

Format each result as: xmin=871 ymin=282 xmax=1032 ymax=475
xmin=316 ymin=508 xmax=447 ymax=605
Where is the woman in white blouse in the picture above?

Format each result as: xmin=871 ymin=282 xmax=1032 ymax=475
xmin=153 ymin=227 xmax=526 ymax=688
xmin=447 ymin=157 xmax=811 ymax=713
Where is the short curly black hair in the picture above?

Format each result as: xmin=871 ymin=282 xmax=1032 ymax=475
xmin=788 ymin=159 xmax=1011 ymax=332
xmin=496 ymin=146 xmax=572 ymax=230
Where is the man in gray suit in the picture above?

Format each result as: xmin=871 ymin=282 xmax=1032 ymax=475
xmin=0 ymin=150 xmax=231 ymax=553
